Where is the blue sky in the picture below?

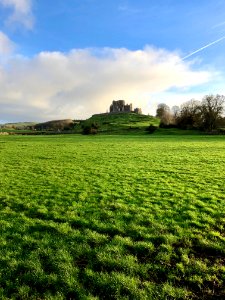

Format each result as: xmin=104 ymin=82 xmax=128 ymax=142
xmin=0 ymin=0 xmax=225 ymax=122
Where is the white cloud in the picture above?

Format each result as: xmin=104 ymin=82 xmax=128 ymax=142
xmin=0 ymin=0 xmax=34 ymax=29
xmin=0 ymin=46 xmax=214 ymax=122
xmin=0 ymin=31 xmax=15 ymax=55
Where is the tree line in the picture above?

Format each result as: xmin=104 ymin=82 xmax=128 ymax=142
xmin=156 ymin=94 xmax=225 ymax=132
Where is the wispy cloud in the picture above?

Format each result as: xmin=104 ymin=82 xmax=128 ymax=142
xmin=0 ymin=0 xmax=34 ymax=29
xmin=212 ymin=21 xmax=225 ymax=29
xmin=0 ymin=47 xmax=212 ymax=122
xmin=182 ymin=36 xmax=225 ymax=60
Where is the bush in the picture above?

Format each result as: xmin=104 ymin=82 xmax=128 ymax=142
xmin=219 ymin=128 xmax=225 ymax=134
xmin=82 ymin=123 xmax=99 ymax=135
xmin=146 ymin=124 xmax=157 ymax=134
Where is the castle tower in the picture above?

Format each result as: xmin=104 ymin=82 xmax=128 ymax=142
xmin=109 ymin=100 xmax=142 ymax=114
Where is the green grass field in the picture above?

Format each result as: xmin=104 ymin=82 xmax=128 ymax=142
xmin=0 ymin=134 xmax=225 ymax=299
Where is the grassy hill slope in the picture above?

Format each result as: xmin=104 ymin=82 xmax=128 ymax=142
xmin=77 ymin=113 xmax=160 ymax=134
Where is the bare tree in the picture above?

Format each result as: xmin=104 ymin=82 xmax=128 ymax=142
xmin=156 ymin=103 xmax=170 ymax=118
xmin=200 ymin=94 xmax=225 ymax=131
xmin=156 ymin=103 xmax=173 ymax=126
xmin=171 ymin=106 xmax=180 ymax=118
xmin=176 ymin=99 xmax=201 ymax=129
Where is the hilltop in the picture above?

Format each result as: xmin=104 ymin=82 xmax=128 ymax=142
xmin=77 ymin=112 xmax=159 ymax=134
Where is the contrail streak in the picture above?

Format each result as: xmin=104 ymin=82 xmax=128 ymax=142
xmin=212 ymin=21 xmax=225 ymax=29
xmin=182 ymin=36 xmax=225 ymax=60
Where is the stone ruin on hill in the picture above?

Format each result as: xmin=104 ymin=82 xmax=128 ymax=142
xmin=109 ymin=100 xmax=142 ymax=114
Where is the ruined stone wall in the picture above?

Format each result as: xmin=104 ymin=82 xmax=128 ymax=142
xmin=134 ymin=108 xmax=142 ymax=114
xmin=109 ymin=100 xmax=142 ymax=114
xmin=110 ymin=100 xmax=133 ymax=113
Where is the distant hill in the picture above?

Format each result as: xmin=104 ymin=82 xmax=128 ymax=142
xmin=0 ymin=122 xmax=37 ymax=130
xmin=34 ymin=119 xmax=74 ymax=131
